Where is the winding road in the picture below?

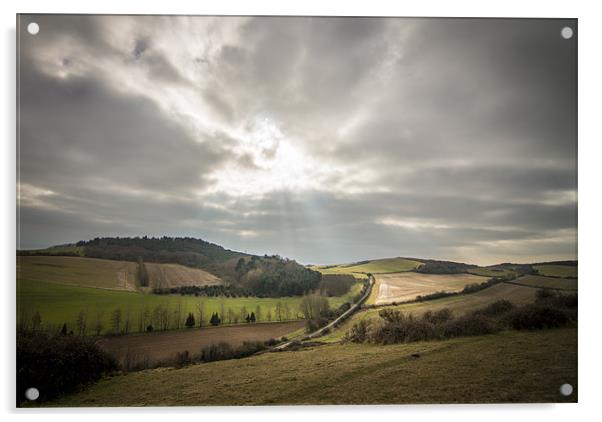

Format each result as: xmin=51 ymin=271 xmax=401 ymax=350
xmin=273 ymin=275 xmax=374 ymax=350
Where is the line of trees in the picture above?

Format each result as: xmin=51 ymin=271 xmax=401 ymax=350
xmin=17 ymin=299 xmax=307 ymax=336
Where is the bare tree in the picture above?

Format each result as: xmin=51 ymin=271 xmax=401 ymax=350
xmin=220 ymin=301 xmax=226 ymax=325
xmin=266 ymin=309 xmax=272 ymax=322
xmin=275 ymin=302 xmax=283 ymax=322
xmin=76 ymin=309 xmax=88 ymax=336
xmin=255 ymin=305 xmax=262 ymax=322
xmin=123 ymin=305 xmax=132 ymax=334
xmin=111 ymin=308 xmax=122 ymax=334
xmin=31 ymin=311 xmax=42 ymax=332
xmin=283 ymin=302 xmax=291 ymax=321
xmin=94 ymin=306 xmax=104 ymax=336
xmin=227 ymin=307 xmax=235 ymax=324
xmin=196 ymin=299 xmax=205 ymax=327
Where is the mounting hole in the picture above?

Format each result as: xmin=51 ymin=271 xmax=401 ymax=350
xmin=27 ymin=22 xmax=40 ymax=35
xmin=559 ymin=383 xmax=573 ymax=396
xmin=25 ymin=387 xmax=39 ymax=401
xmin=561 ymin=27 xmax=573 ymax=40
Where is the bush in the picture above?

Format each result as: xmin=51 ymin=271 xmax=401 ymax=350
xmin=17 ymin=331 xmax=118 ymax=404
xmin=344 ymin=319 xmax=371 ymax=343
xmin=440 ymin=314 xmax=501 ymax=338
xmin=422 ymin=308 xmax=453 ymax=324
xmin=505 ymin=304 xmax=569 ymax=330
xmin=472 ymin=300 xmax=515 ymax=318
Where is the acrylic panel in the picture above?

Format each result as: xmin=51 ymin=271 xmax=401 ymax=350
xmin=16 ymin=15 xmax=577 ymax=407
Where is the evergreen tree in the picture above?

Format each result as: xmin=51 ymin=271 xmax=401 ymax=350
xmin=250 ymin=312 xmax=256 ymax=323
xmin=60 ymin=323 xmax=67 ymax=335
xmin=185 ymin=312 xmax=196 ymax=328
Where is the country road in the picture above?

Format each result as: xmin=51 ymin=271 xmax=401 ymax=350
xmin=273 ymin=275 xmax=374 ymax=350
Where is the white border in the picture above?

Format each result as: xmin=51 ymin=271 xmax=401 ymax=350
xmin=2 ymin=0 xmax=601 ymax=420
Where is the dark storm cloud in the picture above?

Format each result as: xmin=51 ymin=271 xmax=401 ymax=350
xmin=17 ymin=15 xmax=576 ymax=264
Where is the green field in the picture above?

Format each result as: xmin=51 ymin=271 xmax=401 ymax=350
xmin=534 ymin=265 xmax=578 ymax=278
xmin=513 ymin=275 xmax=577 ymax=290
xmin=322 ymin=282 xmax=542 ymax=343
xmin=17 ymin=278 xmax=360 ymax=335
xmin=48 ymin=327 xmax=577 ymax=406
xmin=312 ymin=257 xmax=422 ymax=278
xmin=467 ymin=267 xmax=516 ymax=277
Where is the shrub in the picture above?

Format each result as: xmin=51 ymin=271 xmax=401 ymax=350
xmin=422 ymin=308 xmax=453 ymax=324
xmin=505 ymin=304 xmax=569 ymax=330
xmin=344 ymin=319 xmax=370 ymax=343
xmin=440 ymin=314 xmax=501 ymax=338
xmin=17 ymin=331 xmax=118 ymax=404
xmin=472 ymin=300 xmax=515 ymax=318
xmin=200 ymin=342 xmax=233 ymax=362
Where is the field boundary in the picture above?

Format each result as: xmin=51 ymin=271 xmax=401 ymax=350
xmin=502 ymin=279 xmax=577 ymax=292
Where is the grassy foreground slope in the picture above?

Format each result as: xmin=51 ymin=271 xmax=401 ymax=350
xmin=50 ymin=328 xmax=577 ymax=406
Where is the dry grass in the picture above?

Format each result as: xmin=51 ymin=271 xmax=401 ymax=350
xmin=48 ymin=328 xmax=577 ymax=406
xmin=369 ymin=272 xmax=487 ymax=305
xmin=17 ymin=256 xmax=139 ymax=291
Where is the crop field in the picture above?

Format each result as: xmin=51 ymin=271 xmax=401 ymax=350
xmin=97 ymin=320 xmax=305 ymax=365
xmin=312 ymin=258 xmax=422 ymax=278
xmin=534 ymin=265 xmax=578 ymax=278
xmin=144 ymin=262 xmax=221 ymax=289
xmin=368 ymin=272 xmax=487 ymax=305
xmin=513 ymin=275 xmax=577 ymax=291
xmin=48 ymin=327 xmax=577 ymax=406
xmin=17 ymin=256 xmax=139 ymax=291
xmin=17 ymin=276 xmax=359 ymax=335
xmin=323 ymin=282 xmax=543 ymax=342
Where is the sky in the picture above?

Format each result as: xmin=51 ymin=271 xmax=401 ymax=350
xmin=17 ymin=15 xmax=577 ymax=265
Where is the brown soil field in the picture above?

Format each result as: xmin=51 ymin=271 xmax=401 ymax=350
xmin=371 ymin=272 xmax=487 ymax=305
xmin=145 ymin=262 xmax=222 ymax=289
xmin=97 ymin=320 xmax=305 ymax=364
xmin=513 ymin=275 xmax=577 ymax=291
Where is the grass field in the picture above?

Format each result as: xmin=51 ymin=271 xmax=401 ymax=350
xmin=17 ymin=256 xmax=139 ymax=291
xmin=513 ymin=275 xmax=577 ymax=291
xmin=534 ymin=265 xmax=578 ymax=278
xmin=48 ymin=327 xmax=577 ymax=406
xmin=467 ymin=267 xmax=516 ymax=277
xmin=17 ymin=278 xmax=358 ymax=335
xmin=312 ymin=258 xmax=422 ymax=279
xmin=323 ymin=282 xmax=542 ymax=342
xmin=97 ymin=320 xmax=305 ymax=365
xmin=368 ymin=272 xmax=487 ymax=305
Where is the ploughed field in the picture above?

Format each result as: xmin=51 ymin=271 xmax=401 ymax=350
xmin=97 ymin=320 xmax=305 ymax=365
xmin=49 ymin=327 xmax=577 ymax=406
xmin=369 ymin=272 xmax=487 ymax=305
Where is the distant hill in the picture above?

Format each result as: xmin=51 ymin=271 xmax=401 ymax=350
xmin=18 ymin=236 xmax=321 ymax=297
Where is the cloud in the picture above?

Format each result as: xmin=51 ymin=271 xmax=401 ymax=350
xmin=17 ymin=15 xmax=577 ymax=265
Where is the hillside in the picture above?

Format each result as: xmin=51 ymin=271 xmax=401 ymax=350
xmin=19 ymin=237 xmax=322 ymax=297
